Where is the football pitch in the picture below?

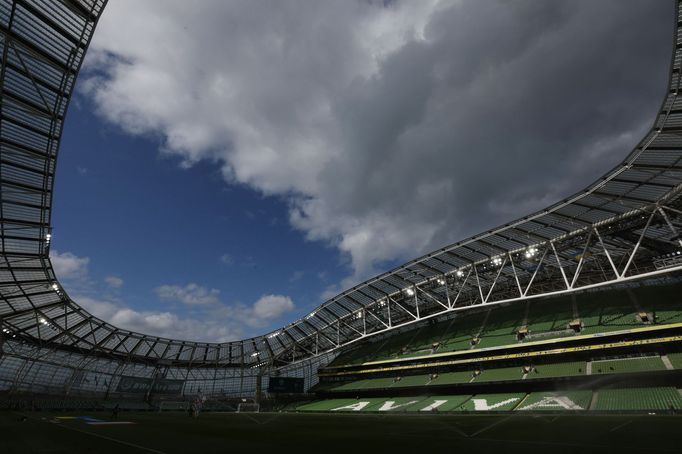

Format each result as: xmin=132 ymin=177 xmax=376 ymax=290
xmin=1 ymin=411 xmax=681 ymax=454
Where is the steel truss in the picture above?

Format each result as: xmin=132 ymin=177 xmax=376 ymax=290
xmin=1 ymin=0 xmax=682 ymax=393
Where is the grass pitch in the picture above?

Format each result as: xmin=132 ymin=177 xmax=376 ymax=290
xmin=1 ymin=410 xmax=681 ymax=453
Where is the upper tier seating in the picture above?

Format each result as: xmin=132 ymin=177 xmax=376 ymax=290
xmin=330 ymin=283 xmax=682 ymax=367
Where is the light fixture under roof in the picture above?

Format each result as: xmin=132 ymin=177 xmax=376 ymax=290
xmin=524 ymin=246 xmax=538 ymax=259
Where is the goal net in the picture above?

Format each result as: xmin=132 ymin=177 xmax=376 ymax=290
xmin=237 ymin=402 xmax=260 ymax=413
xmin=158 ymin=401 xmax=189 ymax=412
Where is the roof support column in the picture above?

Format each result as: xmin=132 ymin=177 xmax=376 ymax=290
xmin=621 ymin=210 xmax=655 ymax=278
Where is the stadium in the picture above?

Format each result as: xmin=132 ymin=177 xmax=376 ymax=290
xmin=2 ymin=0 xmax=682 ymax=452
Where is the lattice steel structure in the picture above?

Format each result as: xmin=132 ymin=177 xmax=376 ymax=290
xmin=2 ymin=0 xmax=682 ymax=396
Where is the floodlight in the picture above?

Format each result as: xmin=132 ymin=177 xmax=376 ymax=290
xmin=405 ymin=288 xmax=415 ymax=296
xmin=437 ymin=278 xmax=446 ymax=286
xmin=456 ymin=270 xmax=464 ymax=277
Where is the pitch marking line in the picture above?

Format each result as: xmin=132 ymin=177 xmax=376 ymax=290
xmin=44 ymin=417 xmax=166 ymax=454
xmin=610 ymin=419 xmax=633 ymax=432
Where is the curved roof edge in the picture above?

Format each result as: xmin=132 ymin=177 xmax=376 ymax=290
xmin=2 ymin=0 xmax=682 ymax=368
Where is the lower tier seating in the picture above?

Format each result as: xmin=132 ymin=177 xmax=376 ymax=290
xmin=516 ymin=391 xmax=592 ymax=411
xmin=594 ymin=387 xmax=682 ymax=411
xmin=296 ymin=387 xmax=682 ymax=413
xmin=665 ymin=352 xmax=682 ymax=369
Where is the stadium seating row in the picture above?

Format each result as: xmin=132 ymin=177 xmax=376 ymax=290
xmin=331 ymin=284 xmax=682 ymax=366
xmin=321 ymin=355 xmax=672 ymax=392
xmin=591 ymin=356 xmax=666 ymax=374
xmin=296 ymin=387 xmax=682 ymax=413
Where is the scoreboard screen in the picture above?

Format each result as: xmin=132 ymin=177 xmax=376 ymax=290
xmin=268 ymin=377 xmax=305 ymax=393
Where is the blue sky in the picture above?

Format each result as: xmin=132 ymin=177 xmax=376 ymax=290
xmin=49 ymin=0 xmax=672 ymax=342
xmin=52 ymin=94 xmax=356 ymax=340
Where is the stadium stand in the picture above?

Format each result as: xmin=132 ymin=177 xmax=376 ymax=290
xmin=332 ymin=377 xmax=396 ymax=391
xmin=515 ymin=391 xmax=592 ymax=411
xmin=295 ymin=387 xmax=682 ymax=413
xmin=428 ymin=371 xmax=475 ymax=386
xmin=475 ymin=366 xmax=526 ymax=383
xmin=2 ymin=0 xmax=682 ymax=428
xmin=666 ymin=352 xmax=682 ymax=369
xmin=453 ymin=393 xmax=525 ymax=411
xmin=591 ymin=356 xmax=666 ymax=375
xmin=329 ymin=285 xmax=682 ymax=368
xmin=594 ymin=387 xmax=682 ymax=411
xmin=528 ymin=361 xmax=586 ymax=378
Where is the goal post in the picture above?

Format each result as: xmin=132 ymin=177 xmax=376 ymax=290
xmin=158 ymin=401 xmax=189 ymax=412
xmin=237 ymin=402 xmax=260 ymax=413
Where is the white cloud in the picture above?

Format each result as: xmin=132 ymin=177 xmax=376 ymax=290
xmin=84 ymin=0 xmax=671 ymax=287
xmin=75 ymin=290 xmax=295 ymax=342
xmin=155 ymin=283 xmax=221 ymax=306
xmin=76 ymin=295 xmax=239 ymax=342
xmin=50 ymin=250 xmax=90 ymax=280
xmin=252 ymin=294 xmax=295 ymax=320
xmin=105 ymin=275 xmax=124 ymax=288
xmin=219 ymin=253 xmax=234 ymax=265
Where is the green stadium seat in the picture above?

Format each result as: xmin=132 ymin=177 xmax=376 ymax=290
xmin=515 ymin=391 xmax=592 ymax=411
xmin=666 ymin=352 xmax=682 ymax=369
xmin=529 ymin=361 xmax=586 ymax=378
xmin=594 ymin=387 xmax=682 ymax=411
xmin=452 ymin=393 xmax=526 ymax=411
xmin=327 ymin=286 xmax=682 ymax=368
xmin=591 ymin=356 xmax=665 ymax=374
xmin=427 ymin=370 xmax=474 ymax=386
xmin=475 ymin=366 xmax=525 ymax=383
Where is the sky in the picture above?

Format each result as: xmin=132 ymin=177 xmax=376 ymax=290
xmin=51 ymin=0 xmax=674 ymax=343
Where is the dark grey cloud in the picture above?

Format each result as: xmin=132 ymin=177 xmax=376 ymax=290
xmin=83 ymin=0 xmax=673 ymax=287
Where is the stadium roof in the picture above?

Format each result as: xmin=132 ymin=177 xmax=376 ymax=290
xmin=1 ymin=0 xmax=682 ymax=368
